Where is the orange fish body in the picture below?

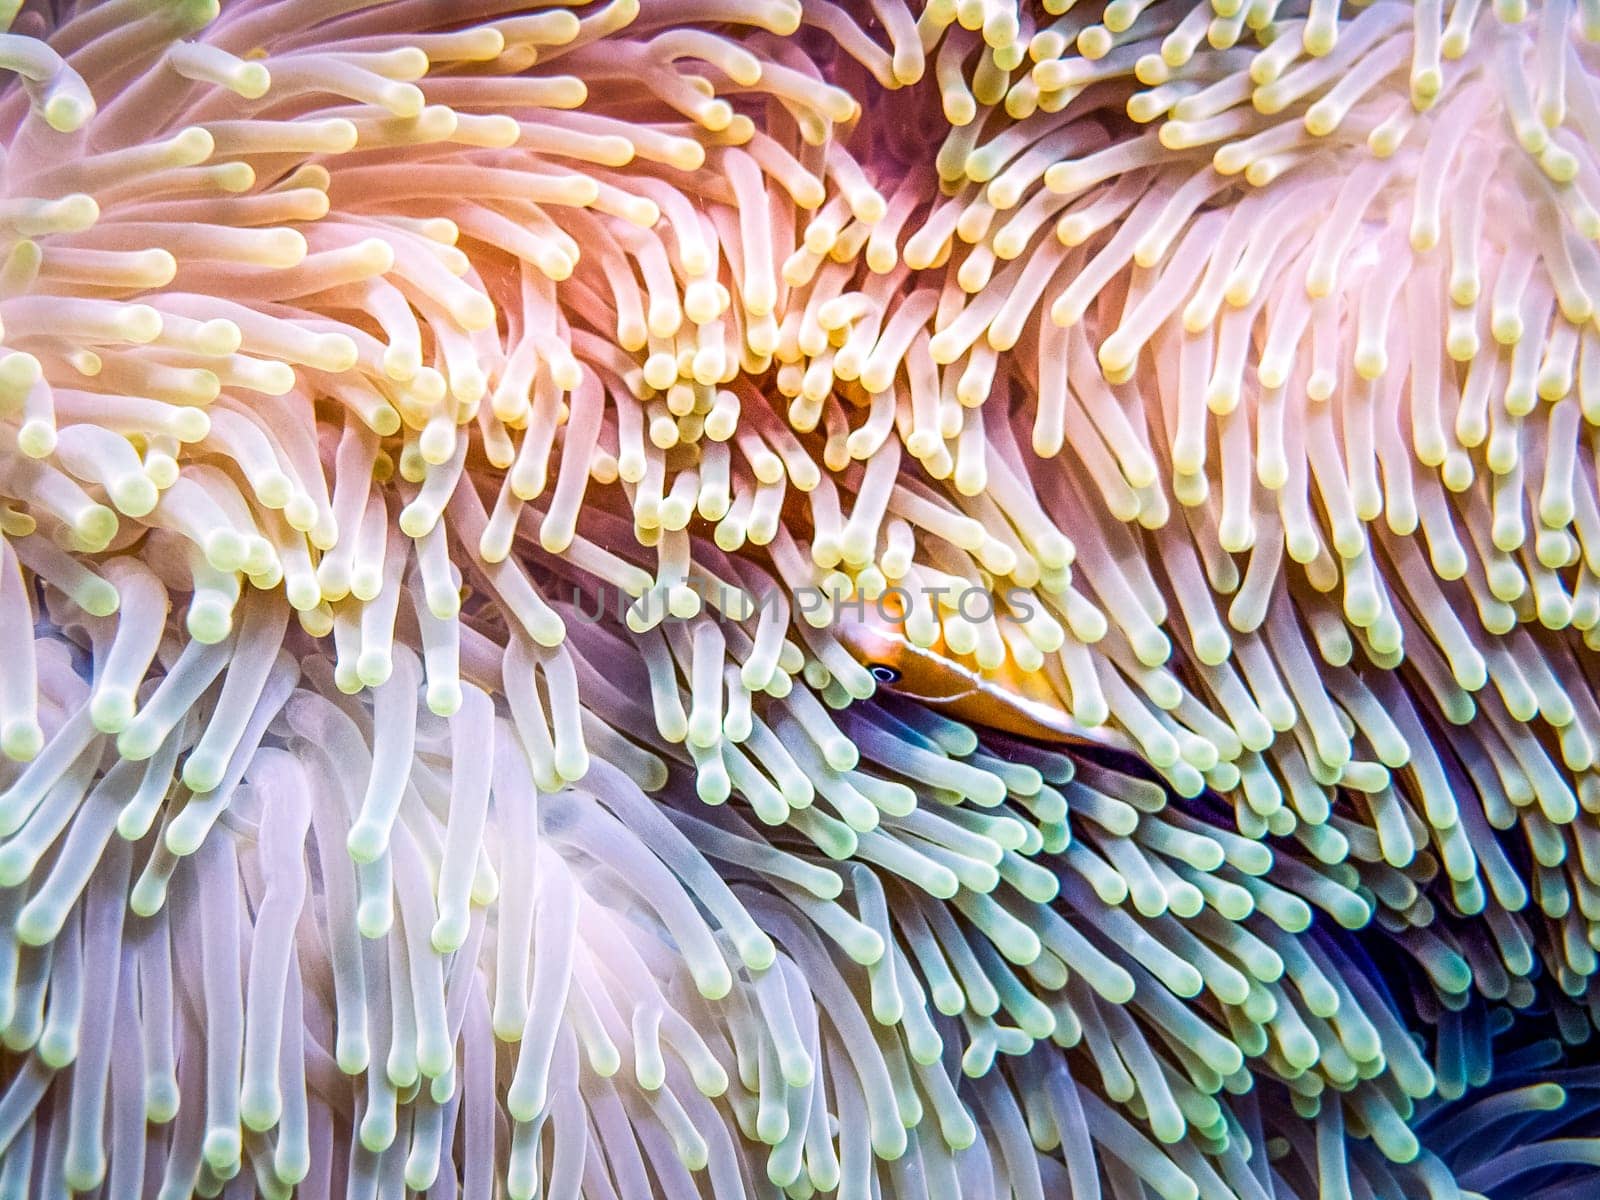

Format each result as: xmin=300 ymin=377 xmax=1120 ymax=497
xmin=836 ymin=609 xmax=1091 ymax=744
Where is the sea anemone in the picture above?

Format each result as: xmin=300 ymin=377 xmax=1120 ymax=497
xmin=1 ymin=0 xmax=1599 ymax=1197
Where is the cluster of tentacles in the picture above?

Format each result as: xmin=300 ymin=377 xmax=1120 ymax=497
xmin=2 ymin=0 xmax=1600 ymax=1197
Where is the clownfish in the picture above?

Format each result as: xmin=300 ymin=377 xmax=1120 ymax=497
xmin=834 ymin=606 xmax=1095 ymax=744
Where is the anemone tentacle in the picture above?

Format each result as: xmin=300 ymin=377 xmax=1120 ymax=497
xmin=1 ymin=1 xmax=1600 ymax=1197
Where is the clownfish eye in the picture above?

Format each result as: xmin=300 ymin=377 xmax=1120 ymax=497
xmin=868 ymin=663 xmax=901 ymax=684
